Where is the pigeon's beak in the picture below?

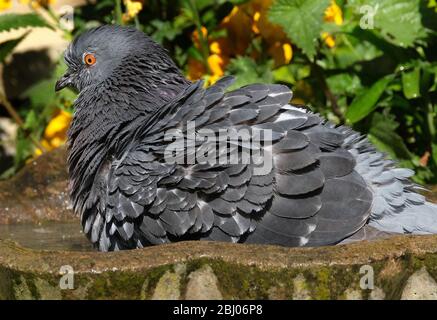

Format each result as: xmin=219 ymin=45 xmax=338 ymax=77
xmin=55 ymin=72 xmax=73 ymax=91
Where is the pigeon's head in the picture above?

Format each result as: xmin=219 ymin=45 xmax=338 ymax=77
xmin=56 ymin=25 xmax=179 ymax=93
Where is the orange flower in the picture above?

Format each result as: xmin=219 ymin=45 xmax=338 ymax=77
xmin=191 ymin=26 xmax=208 ymax=49
xmin=187 ymin=0 xmax=294 ymax=84
xmin=187 ymin=58 xmax=206 ymax=81
xmin=248 ymin=0 xmax=293 ymax=66
xmin=220 ymin=6 xmax=252 ymax=56
xmin=188 ymin=26 xmax=231 ymax=85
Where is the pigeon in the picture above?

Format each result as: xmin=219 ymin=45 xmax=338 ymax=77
xmin=55 ymin=25 xmax=437 ymax=252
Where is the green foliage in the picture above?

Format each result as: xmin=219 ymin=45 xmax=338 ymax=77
xmin=269 ymin=0 xmax=330 ymax=60
xmin=1 ymin=0 xmax=437 ymax=185
xmin=0 ymin=13 xmax=52 ymax=64
xmin=12 ymin=61 xmax=76 ymax=172
xmin=402 ymin=67 xmax=421 ymax=99
xmin=348 ymin=0 xmax=427 ymax=47
xmin=269 ymin=0 xmax=436 ymax=183
xmin=368 ymin=112 xmax=412 ymax=160
xmin=0 ymin=13 xmax=52 ymax=33
xmin=227 ymin=57 xmax=273 ymax=89
xmin=346 ymin=75 xmax=393 ymax=123
xmin=0 ymin=33 xmax=27 ymax=62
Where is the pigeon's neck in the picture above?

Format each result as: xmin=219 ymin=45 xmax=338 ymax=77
xmin=111 ymin=52 xmax=191 ymax=111
xmin=67 ymin=65 xmax=190 ymax=213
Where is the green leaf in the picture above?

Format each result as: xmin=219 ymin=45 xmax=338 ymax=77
xmin=0 ymin=33 xmax=27 ymax=62
xmin=348 ymin=0 xmax=426 ymax=47
xmin=14 ymin=129 xmax=33 ymax=168
xmin=187 ymin=46 xmax=204 ymax=62
xmin=21 ymin=79 xmax=56 ymax=108
xmin=345 ymin=75 xmax=393 ymax=123
xmin=268 ymin=0 xmax=330 ymax=60
xmin=326 ymin=73 xmax=362 ymax=96
xmin=431 ymin=142 xmax=437 ymax=168
xmin=402 ymin=67 xmax=421 ymax=99
xmin=150 ymin=20 xmax=182 ymax=44
xmin=23 ymin=110 xmax=38 ymax=131
xmin=226 ymin=57 xmax=273 ymax=90
xmin=0 ymin=13 xmax=52 ymax=32
xmin=273 ymin=65 xmax=296 ymax=84
xmin=368 ymin=112 xmax=412 ymax=160
xmin=321 ymin=32 xmax=383 ymax=69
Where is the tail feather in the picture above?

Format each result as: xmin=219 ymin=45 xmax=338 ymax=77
xmin=339 ymin=125 xmax=437 ymax=235
xmin=369 ymin=201 xmax=437 ymax=234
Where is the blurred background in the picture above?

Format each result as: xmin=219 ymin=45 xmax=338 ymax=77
xmin=0 ymin=0 xmax=436 ymax=184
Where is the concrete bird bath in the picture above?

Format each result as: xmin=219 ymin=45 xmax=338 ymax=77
xmin=1 ymin=148 xmax=437 ymax=300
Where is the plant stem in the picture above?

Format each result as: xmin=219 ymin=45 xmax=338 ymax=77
xmin=311 ymin=62 xmax=345 ymax=123
xmin=426 ymin=100 xmax=437 ymax=166
xmin=0 ymin=93 xmax=23 ymax=127
xmin=0 ymin=93 xmax=46 ymax=153
xmin=427 ymin=102 xmax=436 ymax=137
xmin=115 ymin=0 xmax=123 ymax=25
xmin=134 ymin=15 xmax=140 ymax=30
xmin=188 ymin=0 xmax=210 ymax=72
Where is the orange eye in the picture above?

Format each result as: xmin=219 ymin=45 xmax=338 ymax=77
xmin=84 ymin=53 xmax=96 ymax=66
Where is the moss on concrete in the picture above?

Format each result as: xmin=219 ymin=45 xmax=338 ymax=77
xmin=1 ymin=236 xmax=437 ymax=300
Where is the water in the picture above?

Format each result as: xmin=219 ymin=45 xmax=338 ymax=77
xmin=0 ymin=221 xmax=94 ymax=252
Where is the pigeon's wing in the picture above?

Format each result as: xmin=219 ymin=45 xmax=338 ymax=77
xmin=84 ymin=77 xmax=373 ymax=251
xmin=167 ymin=77 xmax=373 ymax=246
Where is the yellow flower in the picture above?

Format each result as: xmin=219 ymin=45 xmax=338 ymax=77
xmin=252 ymin=11 xmax=261 ymax=34
xmin=322 ymin=0 xmax=343 ymax=47
xmin=34 ymin=109 xmax=71 ymax=155
xmin=321 ymin=32 xmax=336 ymax=48
xmin=20 ymin=0 xmax=56 ymax=9
xmin=0 ymin=0 xmax=12 ymax=11
xmin=209 ymin=41 xmax=221 ymax=55
xmin=188 ymin=25 xmax=231 ymax=84
xmin=207 ymin=54 xmax=225 ymax=78
xmin=325 ymin=0 xmax=343 ymax=26
xmin=44 ymin=110 xmax=72 ymax=139
xmin=33 ymin=109 xmax=71 ymax=156
xmin=282 ymin=43 xmax=293 ymax=63
xmin=49 ymin=136 xmax=64 ymax=148
xmin=207 ymin=74 xmax=221 ymax=86
xmin=222 ymin=6 xmax=239 ymax=24
xmin=122 ymin=0 xmax=143 ymax=22
xmin=268 ymin=41 xmax=293 ymax=67
xmin=34 ymin=147 xmax=43 ymax=157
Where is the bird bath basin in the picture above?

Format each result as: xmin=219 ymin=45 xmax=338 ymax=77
xmin=1 ymin=148 xmax=437 ymax=300
xmin=0 ymin=222 xmax=92 ymax=252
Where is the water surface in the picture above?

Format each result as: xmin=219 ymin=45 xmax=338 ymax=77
xmin=0 ymin=221 xmax=94 ymax=252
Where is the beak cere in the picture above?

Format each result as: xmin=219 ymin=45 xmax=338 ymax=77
xmin=55 ymin=73 xmax=73 ymax=91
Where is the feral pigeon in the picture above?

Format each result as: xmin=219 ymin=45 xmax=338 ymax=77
xmin=55 ymin=25 xmax=437 ymax=252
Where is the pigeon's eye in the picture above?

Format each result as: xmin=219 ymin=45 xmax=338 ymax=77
xmin=84 ymin=53 xmax=96 ymax=66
